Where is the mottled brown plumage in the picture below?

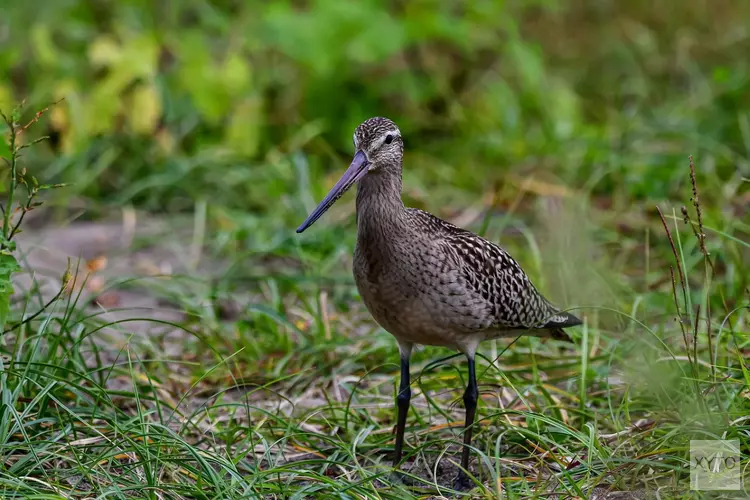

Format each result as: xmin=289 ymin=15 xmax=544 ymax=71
xmin=297 ymin=116 xmax=581 ymax=489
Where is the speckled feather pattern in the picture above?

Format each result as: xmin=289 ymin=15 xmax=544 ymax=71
xmin=349 ymin=117 xmax=580 ymax=356
xmin=413 ymin=209 xmax=575 ymax=329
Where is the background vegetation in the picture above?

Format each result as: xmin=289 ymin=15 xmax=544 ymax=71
xmin=0 ymin=0 xmax=748 ymax=498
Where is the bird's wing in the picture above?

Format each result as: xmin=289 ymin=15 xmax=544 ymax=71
xmin=408 ymin=208 xmax=579 ymax=330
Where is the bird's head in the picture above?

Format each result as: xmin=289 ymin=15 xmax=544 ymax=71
xmin=296 ymin=117 xmax=402 ymax=233
xmin=352 ymin=116 xmax=403 ymax=171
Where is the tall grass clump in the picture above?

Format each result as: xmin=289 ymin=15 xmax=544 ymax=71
xmin=639 ymin=155 xmax=750 ymax=494
xmin=0 ymin=102 xmax=67 ymax=332
xmin=0 ymin=103 xmax=258 ymax=498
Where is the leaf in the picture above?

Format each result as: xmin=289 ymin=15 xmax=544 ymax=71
xmin=0 ymin=137 xmax=10 ymax=161
xmin=31 ymin=24 xmax=59 ymax=66
xmin=38 ymin=183 xmax=71 ymax=190
xmin=88 ymin=35 xmax=122 ymax=67
xmin=0 ymin=252 xmax=21 ymax=332
xmin=222 ymin=51 xmax=251 ymax=95
xmin=0 ymin=236 xmax=16 ymax=252
xmin=0 ymin=84 xmax=13 ymax=114
xmin=509 ymin=40 xmax=545 ymax=92
xmin=226 ymin=96 xmax=262 ymax=157
xmin=127 ymin=83 xmax=162 ymax=135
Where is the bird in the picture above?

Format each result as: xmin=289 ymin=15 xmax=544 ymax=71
xmin=296 ymin=116 xmax=581 ymax=489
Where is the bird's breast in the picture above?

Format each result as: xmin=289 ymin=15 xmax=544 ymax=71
xmin=352 ymin=236 xmax=494 ymax=345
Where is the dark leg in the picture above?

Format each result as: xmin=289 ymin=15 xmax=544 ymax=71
xmin=393 ymin=348 xmax=411 ymax=467
xmin=456 ymin=355 xmax=479 ymax=489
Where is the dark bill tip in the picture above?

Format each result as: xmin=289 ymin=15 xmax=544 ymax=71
xmin=296 ymin=150 xmax=369 ymax=233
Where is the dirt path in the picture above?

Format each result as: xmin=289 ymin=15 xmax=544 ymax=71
xmin=13 ymin=215 xmax=201 ymax=356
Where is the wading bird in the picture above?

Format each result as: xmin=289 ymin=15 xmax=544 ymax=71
xmin=296 ymin=117 xmax=580 ymax=488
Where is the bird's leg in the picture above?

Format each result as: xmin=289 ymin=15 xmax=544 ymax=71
xmin=456 ymin=355 xmax=479 ymax=489
xmin=393 ymin=343 xmax=412 ymax=468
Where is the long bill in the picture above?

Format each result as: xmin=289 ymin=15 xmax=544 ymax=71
xmin=296 ymin=150 xmax=369 ymax=233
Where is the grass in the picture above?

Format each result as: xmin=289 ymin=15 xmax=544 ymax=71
xmin=1 ymin=155 xmax=747 ymax=498
xmin=1 ymin=0 xmax=750 ymax=498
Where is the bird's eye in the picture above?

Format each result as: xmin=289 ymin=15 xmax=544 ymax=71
xmin=384 ymin=134 xmax=394 ymax=145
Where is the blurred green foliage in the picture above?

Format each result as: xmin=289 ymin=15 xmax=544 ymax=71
xmin=1 ymin=0 xmax=749 ymax=222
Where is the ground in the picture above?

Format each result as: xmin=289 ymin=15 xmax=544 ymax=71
xmin=6 ymin=183 xmax=745 ymax=497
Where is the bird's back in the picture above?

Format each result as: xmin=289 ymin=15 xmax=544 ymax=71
xmin=410 ymin=209 xmax=579 ymax=326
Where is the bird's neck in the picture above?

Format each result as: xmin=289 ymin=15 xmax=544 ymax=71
xmin=355 ymin=164 xmax=404 ymax=233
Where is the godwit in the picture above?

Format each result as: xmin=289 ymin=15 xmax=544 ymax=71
xmin=296 ymin=117 xmax=580 ymax=488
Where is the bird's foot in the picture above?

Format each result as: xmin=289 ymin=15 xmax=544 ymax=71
xmin=452 ymin=470 xmax=475 ymax=491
